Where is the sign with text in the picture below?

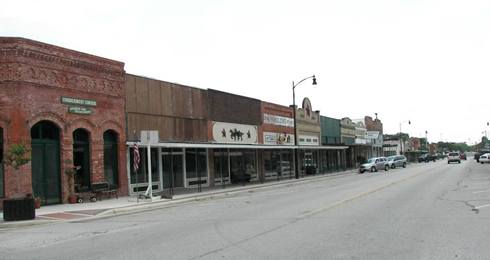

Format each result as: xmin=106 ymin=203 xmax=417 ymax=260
xmin=298 ymin=135 xmax=320 ymax=146
xmin=68 ymin=106 xmax=93 ymax=115
xmin=263 ymin=132 xmax=294 ymax=145
xmin=212 ymin=122 xmax=258 ymax=144
xmin=61 ymin=96 xmax=97 ymax=107
xmin=263 ymin=114 xmax=294 ymax=128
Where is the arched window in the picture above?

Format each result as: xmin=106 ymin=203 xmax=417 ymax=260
xmin=73 ymin=129 xmax=91 ymax=190
xmin=103 ymin=130 xmax=118 ymax=187
xmin=31 ymin=121 xmax=61 ymax=205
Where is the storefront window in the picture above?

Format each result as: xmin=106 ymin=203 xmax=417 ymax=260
xmin=162 ymin=148 xmax=184 ymax=188
xmin=214 ymin=149 xmax=229 ymax=183
xmin=300 ymin=150 xmax=318 ymax=175
xmin=103 ymin=130 xmax=118 ymax=187
xmin=185 ymin=148 xmax=207 ymax=179
xmin=73 ymin=129 xmax=91 ymax=190
xmin=0 ymin=127 xmax=3 ymax=197
xmin=230 ymin=149 xmax=257 ymax=183
xmin=130 ymin=147 xmax=160 ymax=184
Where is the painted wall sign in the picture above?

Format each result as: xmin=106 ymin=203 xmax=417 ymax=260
xmin=212 ymin=121 xmax=258 ymax=144
xmin=298 ymin=135 xmax=320 ymax=146
xmin=263 ymin=114 xmax=294 ymax=128
xmin=61 ymin=96 xmax=97 ymax=107
xmin=68 ymin=106 xmax=93 ymax=115
xmin=263 ymin=132 xmax=295 ymax=145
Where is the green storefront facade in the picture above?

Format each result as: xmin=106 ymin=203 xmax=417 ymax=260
xmin=319 ymin=116 xmax=347 ymax=173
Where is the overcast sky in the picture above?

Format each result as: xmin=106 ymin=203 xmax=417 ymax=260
xmin=1 ymin=0 xmax=489 ymax=144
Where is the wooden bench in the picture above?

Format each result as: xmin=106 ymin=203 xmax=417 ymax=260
xmin=91 ymin=182 xmax=118 ymax=201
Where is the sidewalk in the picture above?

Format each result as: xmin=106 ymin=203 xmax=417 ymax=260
xmin=0 ymin=169 xmax=357 ymax=228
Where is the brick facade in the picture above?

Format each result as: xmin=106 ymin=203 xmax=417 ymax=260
xmin=0 ymin=37 xmax=127 ymax=204
xmin=260 ymin=101 xmax=294 ymax=145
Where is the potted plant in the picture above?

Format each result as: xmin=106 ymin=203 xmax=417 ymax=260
xmin=2 ymin=143 xmax=34 ymax=221
xmin=64 ymin=159 xmax=79 ymax=204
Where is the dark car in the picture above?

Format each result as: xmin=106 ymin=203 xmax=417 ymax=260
xmin=418 ymin=154 xmax=435 ymax=163
xmin=460 ymin=153 xmax=467 ymax=160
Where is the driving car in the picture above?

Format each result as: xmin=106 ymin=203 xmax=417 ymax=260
xmin=460 ymin=153 xmax=467 ymax=160
xmin=387 ymin=155 xmax=407 ymax=169
xmin=447 ymin=152 xmax=461 ymax=164
xmin=418 ymin=154 xmax=436 ymax=163
xmin=359 ymin=157 xmax=389 ymax=173
xmin=479 ymin=153 xmax=490 ymax=164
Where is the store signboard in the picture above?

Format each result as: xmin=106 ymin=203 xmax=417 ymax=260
xmin=61 ymin=96 xmax=97 ymax=107
xmin=263 ymin=114 xmax=294 ymax=128
xmin=212 ymin=122 xmax=258 ymax=144
xmin=298 ymin=135 xmax=320 ymax=146
xmin=263 ymin=132 xmax=294 ymax=145
xmin=68 ymin=106 xmax=93 ymax=115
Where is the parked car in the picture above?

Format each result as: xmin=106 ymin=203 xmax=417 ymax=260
xmin=475 ymin=150 xmax=490 ymax=162
xmin=418 ymin=154 xmax=435 ymax=163
xmin=387 ymin=155 xmax=407 ymax=169
xmin=447 ymin=152 xmax=461 ymax=164
xmin=479 ymin=153 xmax=490 ymax=164
xmin=460 ymin=153 xmax=467 ymax=160
xmin=359 ymin=157 xmax=389 ymax=173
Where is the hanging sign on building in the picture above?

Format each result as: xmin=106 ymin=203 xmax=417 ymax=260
xmin=263 ymin=114 xmax=294 ymax=128
xmin=212 ymin=121 xmax=258 ymax=144
xmin=263 ymin=132 xmax=294 ymax=145
xmin=298 ymin=134 xmax=320 ymax=146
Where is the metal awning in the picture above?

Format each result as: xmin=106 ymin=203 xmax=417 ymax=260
xmin=126 ymin=141 xmax=348 ymax=150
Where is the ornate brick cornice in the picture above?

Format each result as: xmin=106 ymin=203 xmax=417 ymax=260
xmin=0 ymin=37 xmax=125 ymax=97
xmin=0 ymin=63 xmax=124 ymax=97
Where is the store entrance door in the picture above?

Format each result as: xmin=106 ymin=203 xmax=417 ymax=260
xmin=31 ymin=121 xmax=61 ymax=205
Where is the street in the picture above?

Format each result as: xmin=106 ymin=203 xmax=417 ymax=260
xmin=1 ymin=159 xmax=490 ymax=260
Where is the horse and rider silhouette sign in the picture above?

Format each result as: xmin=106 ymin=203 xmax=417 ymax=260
xmin=212 ymin=121 xmax=258 ymax=144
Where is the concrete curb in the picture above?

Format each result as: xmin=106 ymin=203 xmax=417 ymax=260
xmin=0 ymin=169 xmax=358 ymax=228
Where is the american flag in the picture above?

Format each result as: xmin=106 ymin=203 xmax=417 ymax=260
xmin=133 ymin=143 xmax=140 ymax=172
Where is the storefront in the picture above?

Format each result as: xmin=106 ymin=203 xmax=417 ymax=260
xmin=125 ymin=74 xmax=210 ymax=195
xmin=261 ymin=102 xmax=295 ymax=180
xmin=319 ymin=116 xmax=347 ymax=173
xmin=0 ymin=37 xmax=127 ymax=205
xmin=295 ymin=98 xmax=322 ymax=176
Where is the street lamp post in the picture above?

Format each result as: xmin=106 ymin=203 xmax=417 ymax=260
xmin=425 ymin=130 xmax=428 ymax=152
xmin=399 ymin=120 xmax=410 ymax=155
xmin=292 ymin=75 xmax=317 ymax=179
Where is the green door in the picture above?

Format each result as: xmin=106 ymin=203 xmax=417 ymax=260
xmin=31 ymin=121 xmax=61 ymax=205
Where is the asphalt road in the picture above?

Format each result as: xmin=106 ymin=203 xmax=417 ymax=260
xmin=2 ymin=159 xmax=490 ymax=260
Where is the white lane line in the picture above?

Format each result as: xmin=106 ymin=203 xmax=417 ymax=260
xmin=474 ymin=204 xmax=490 ymax=210
xmin=473 ymin=189 xmax=490 ymax=194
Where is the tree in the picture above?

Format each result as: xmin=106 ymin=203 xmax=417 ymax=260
xmin=3 ymin=143 xmax=31 ymax=198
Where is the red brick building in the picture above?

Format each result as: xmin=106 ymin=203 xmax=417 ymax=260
xmin=260 ymin=101 xmax=295 ymax=180
xmin=0 ymin=37 xmax=127 ymax=206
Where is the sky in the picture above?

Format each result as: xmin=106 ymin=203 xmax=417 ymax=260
xmin=1 ymin=0 xmax=489 ymax=144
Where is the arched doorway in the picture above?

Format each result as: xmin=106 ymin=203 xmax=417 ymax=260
xmin=103 ymin=130 xmax=118 ymax=187
xmin=73 ymin=129 xmax=91 ymax=191
xmin=0 ymin=127 xmax=4 ymax=198
xmin=31 ymin=121 xmax=61 ymax=205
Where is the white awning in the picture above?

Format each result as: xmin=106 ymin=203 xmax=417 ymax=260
xmin=126 ymin=141 xmax=348 ymax=150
